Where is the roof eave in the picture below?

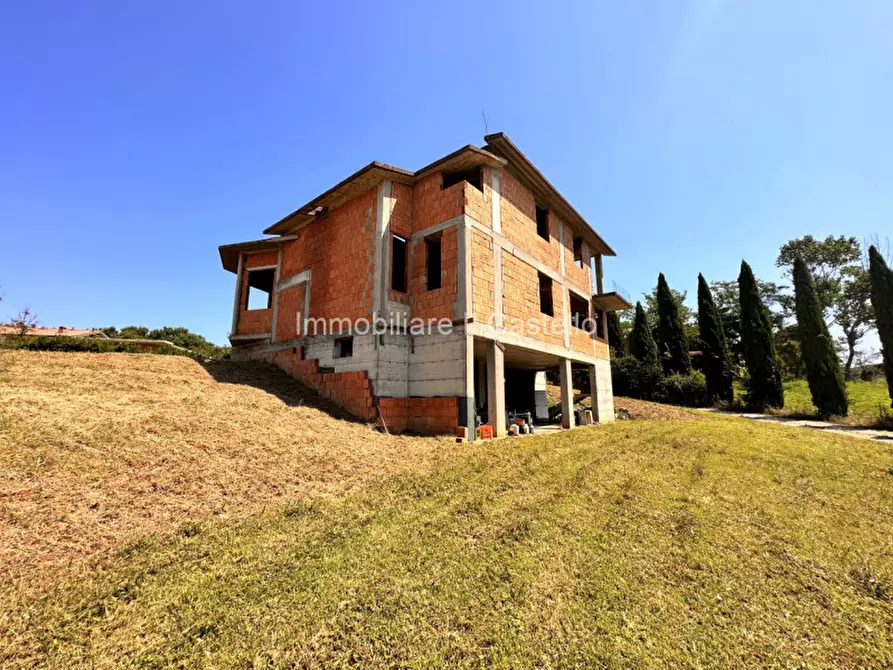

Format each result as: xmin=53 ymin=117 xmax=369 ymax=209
xmin=483 ymin=132 xmax=616 ymax=257
xmin=218 ymin=235 xmax=298 ymax=273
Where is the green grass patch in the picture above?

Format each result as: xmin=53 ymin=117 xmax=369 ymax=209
xmin=783 ymin=379 xmax=891 ymax=422
xmin=5 ymin=419 xmax=892 ymax=667
xmin=734 ymin=378 xmax=892 ymax=426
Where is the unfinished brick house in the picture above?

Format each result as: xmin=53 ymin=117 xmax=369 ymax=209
xmin=219 ymin=133 xmax=630 ymax=438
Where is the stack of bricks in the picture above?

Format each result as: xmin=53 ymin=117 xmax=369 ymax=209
xmin=378 ymin=397 xmax=458 ymax=435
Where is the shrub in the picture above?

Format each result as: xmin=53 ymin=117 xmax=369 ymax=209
xmin=611 ymin=356 xmax=662 ymax=400
xmin=655 ymin=371 xmax=709 ymax=407
xmin=0 ymin=335 xmax=191 ymax=358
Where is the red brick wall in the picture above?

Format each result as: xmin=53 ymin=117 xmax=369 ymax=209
xmin=251 ymin=348 xmax=376 ymax=421
xmin=499 ymin=171 xmax=561 ymax=273
xmin=569 ymin=322 xmax=596 ymax=355
xmin=412 ymin=173 xmax=464 ymax=234
xmin=236 ymin=253 xmax=277 ymax=336
xmin=501 ymin=253 xmax=565 ymax=348
xmin=244 ymin=251 xmax=278 ymax=269
xmin=275 ymin=283 xmax=304 ymax=342
xmin=278 ymin=188 xmax=376 ymax=323
xmin=464 ymin=166 xmax=492 ymax=228
xmin=563 ymin=221 xmax=592 ymax=294
xmin=412 ymin=224 xmax=458 ymax=322
xmin=471 ymin=229 xmax=494 ymax=325
xmin=378 ymin=397 xmax=458 ymax=435
xmin=388 ymin=182 xmax=413 ymax=305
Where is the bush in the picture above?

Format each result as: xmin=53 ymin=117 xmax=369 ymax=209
xmin=0 ymin=336 xmax=191 ymax=358
xmin=655 ymin=371 xmax=709 ymax=407
xmin=611 ymin=356 xmax=662 ymax=399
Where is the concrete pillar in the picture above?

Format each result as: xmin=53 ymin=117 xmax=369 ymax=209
xmin=533 ymin=371 xmax=549 ymax=421
xmin=590 ymin=359 xmax=615 ymax=424
xmin=486 ymin=340 xmax=506 ymax=437
xmin=588 ymin=364 xmax=600 ymax=423
xmin=559 ymin=357 xmax=575 ymax=429
xmin=230 ymin=253 xmax=244 ymax=337
xmin=459 ymin=332 xmax=476 ymax=440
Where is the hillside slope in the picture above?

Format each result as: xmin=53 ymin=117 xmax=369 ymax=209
xmin=0 ymin=351 xmax=461 ymax=585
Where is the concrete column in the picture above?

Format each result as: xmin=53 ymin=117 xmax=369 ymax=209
xmin=533 ymin=371 xmax=549 ymax=421
xmin=459 ymin=332 xmax=476 ymax=440
xmin=590 ymin=359 xmax=615 ymax=424
xmin=559 ymin=357 xmax=575 ymax=429
xmin=230 ymin=253 xmax=244 ymax=337
xmin=486 ymin=340 xmax=506 ymax=437
xmin=588 ymin=364 xmax=599 ymax=423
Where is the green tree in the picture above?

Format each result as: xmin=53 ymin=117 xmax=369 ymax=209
xmin=629 ymin=301 xmax=659 ymax=370
xmin=655 ymin=273 xmax=691 ymax=374
xmin=868 ymin=245 xmax=893 ymax=407
xmin=642 ymin=284 xmax=699 ymax=347
xmin=738 ymin=261 xmax=784 ymax=410
xmin=792 ymin=258 xmax=848 ymax=417
xmin=709 ymin=278 xmax=786 ymax=366
xmin=697 ymin=274 xmax=733 ymax=403
xmin=776 ymin=235 xmax=873 ymax=380
xmin=607 ymin=311 xmax=627 ymax=357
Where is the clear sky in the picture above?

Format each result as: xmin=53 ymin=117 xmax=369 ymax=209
xmin=1 ymin=1 xmax=890 ymax=346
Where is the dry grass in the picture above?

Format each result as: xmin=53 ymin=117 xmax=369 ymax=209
xmin=545 ymin=383 xmax=703 ymax=422
xmin=0 ymin=351 xmax=462 ymax=589
xmin=7 ymin=419 xmax=892 ymax=667
xmin=613 ymin=396 xmax=703 ymax=421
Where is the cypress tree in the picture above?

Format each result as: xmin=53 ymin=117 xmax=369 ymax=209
xmin=629 ymin=301 xmax=659 ymax=370
xmin=697 ymin=273 xmax=733 ymax=403
xmin=656 ymin=273 xmax=692 ymax=374
xmin=868 ymin=245 xmax=893 ymax=407
xmin=738 ymin=261 xmax=784 ymax=410
xmin=793 ymin=257 xmax=848 ymax=416
xmin=607 ymin=311 xmax=627 ymax=357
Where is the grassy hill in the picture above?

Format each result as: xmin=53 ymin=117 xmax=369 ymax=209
xmin=0 ymin=351 xmax=460 ymax=586
xmin=2 ymin=351 xmax=892 ymax=667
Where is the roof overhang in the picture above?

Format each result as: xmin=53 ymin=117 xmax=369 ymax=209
xmin=262 ymin=146 xmax=506 ymax=237
xmin=218 ymin=236 xmax=297 ymax=273
xmin=483 ymin=133 xmax=616 ymax=257
xmin=591 ymin=292 xmax=632 ymax=312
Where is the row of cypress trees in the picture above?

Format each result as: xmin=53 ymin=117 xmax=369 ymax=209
xmin=619 ymin=256 xmax=888 ymax=416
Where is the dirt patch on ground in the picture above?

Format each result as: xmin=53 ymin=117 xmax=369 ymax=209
xmin=545 ymin=383 xmax=703 ymax=422
xmin=0 ymin=351 xmax=464 ymax=586
xmin=613 ymin=397 xmax=705 ymax=421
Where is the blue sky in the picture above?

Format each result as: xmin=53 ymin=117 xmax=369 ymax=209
xmin=1 ymin=1 xmax=891 ymax=347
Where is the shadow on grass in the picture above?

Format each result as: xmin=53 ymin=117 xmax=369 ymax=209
xmin=200 ymin=359 xmax=370 ymax=426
